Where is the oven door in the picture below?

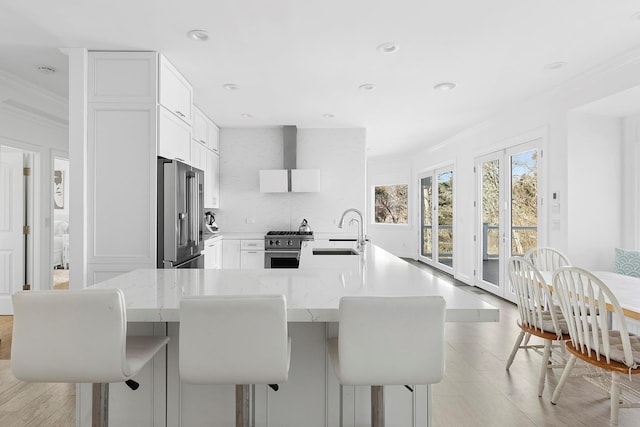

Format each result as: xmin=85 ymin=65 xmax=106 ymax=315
xmin=264 ymin=250 xmax=300 ymax=269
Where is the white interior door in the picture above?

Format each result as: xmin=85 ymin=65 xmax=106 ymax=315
xmin=0 ymin=146 xmax=25 ymax=313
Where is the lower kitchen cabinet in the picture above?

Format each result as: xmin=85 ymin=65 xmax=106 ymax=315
xmin=240 ymin=239 xmax=264 ymax=269
xmin=223 ymin=239 xmax=265 ymax=269
xmin=240 ymin=249 xmax=264 ymax=269
xmin=222 ymin=239 xmax=241 ymax=269
xmin=203 ymin=238 xmax=222 ymax=269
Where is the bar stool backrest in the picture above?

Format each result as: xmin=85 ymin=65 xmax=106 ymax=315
xmin=12 ymin=289 xmax=129 ymax=383
xmin=337 ymin=296 xmax=446 ymax=386
xmin=179 ymin=294 xmax=290 ymax=385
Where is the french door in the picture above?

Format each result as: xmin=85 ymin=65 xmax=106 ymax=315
xmin=418 ymin=166 xmax=454 ymax=274
xmin=475 ymin=139 xmax=542 ymax=301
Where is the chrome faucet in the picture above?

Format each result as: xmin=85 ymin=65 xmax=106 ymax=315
xmin=338 ymin=208 xmax=365 ymax=250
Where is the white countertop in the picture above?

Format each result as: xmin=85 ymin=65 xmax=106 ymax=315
xmin=91 ymin=242 xmax=499 ymax=323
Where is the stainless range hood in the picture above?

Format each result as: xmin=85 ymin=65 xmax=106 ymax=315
xmin=260 ymin=126 xmax=321 ymax=193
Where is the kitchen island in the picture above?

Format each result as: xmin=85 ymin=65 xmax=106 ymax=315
xmin=82 ymin=242 xmax=498 ymax=426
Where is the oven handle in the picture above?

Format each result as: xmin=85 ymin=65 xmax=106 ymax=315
xmin=266 ymin=250 xmax=300 ymax=260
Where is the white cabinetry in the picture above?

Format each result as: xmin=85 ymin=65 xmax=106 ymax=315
xmin=158 ymin=106 xmax=191 ymax=162
xmin=193 ymin=107 xmax=220 ymax=208
xmin=240 ymin=240 xmax=264 ymax=269
xmin=86 ymin=51 xmax=159 ymax=285
xmin=208 ymin=120 xmax=219 ymax=152
xmin=204 ymin=238 xmax=222 ymax=269
xmin=222 ymin=239 xmax=264 ymax=269
xmin=204 ymin=149 xmax=219 ymax=208
xmin=159 ymin=55 xmax=192 ymax=125
xmin=193 ymin=107 xmax=219 ymax=152
xmin=222 ymin=239 xmax=241 ymax=269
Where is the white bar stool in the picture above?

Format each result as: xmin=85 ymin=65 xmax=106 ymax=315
xmin=11 ymin=289 xmax=169 ymax=427
xmin=179 ymin=294 xmax=291 ymax=427
xmin=327 ymin=296 xmax=446 ymax=427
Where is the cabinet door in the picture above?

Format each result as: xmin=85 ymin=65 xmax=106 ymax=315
xmin=222 ymin=240 xmax=241 ymax=269
xmin=193 ymin=108 xmax=208 ymax=146
xmin=158 ymin=107 xmax=191 ymax=162
xmin=208 ymin=120 xmax=220 ymax=152
xmin=87 ymin=104 xmax=157 ymax=281
xmin=204 ymin=149 xmax=219 ymax=209
xmin=240 ymin=250 xmax=264 ymax=269
xmin=190 ymin=139 xmax=207 ymax=171
xmin=158 ymin=55 xmax=193 ymax=125
xmin=88 ymin=51 xmax=157 ymax=103
xmin=204 ymin=240 xmax=222 ymax=269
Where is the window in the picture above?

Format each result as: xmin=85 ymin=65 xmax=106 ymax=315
xmin=374 ymin=184 xmax=408 ymax=224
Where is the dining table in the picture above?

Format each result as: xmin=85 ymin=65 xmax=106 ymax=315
xmin=540 ymin=270 xmax=640 ymax=328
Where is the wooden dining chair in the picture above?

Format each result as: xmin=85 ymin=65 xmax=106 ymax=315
xmin=551 ymin=267 xmax=640 ymax=425
xmin=505 ymin=257 xmax=570 ymax=396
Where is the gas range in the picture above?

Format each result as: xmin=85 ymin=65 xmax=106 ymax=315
xmin=265 ymin=231 xmax=314 ymax=250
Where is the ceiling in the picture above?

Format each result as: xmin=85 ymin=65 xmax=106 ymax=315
xmin=1 ymin=0 xmax=640 ymax=156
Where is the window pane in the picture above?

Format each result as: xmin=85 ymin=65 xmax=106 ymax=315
xmin=438 ymin=171 xmax=453 ymax=267
xmin=511 ymin=149 xmax=537 ymax=256
xmin=374 ymin=184 xmax=408 ymax=224
xmin=481 ymin=160 xmax=500 ymax=285
xmin=421 ymin=177 xmax=432 ymax=259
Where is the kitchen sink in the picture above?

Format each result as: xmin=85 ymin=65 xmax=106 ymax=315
xmin=312 ymin=248 xmax=360 ymax=255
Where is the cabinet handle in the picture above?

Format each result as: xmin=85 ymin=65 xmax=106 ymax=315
xmin=175 ymin=110 xmax=185 ymax=118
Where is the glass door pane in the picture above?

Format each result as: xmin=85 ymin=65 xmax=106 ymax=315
xmin=420 ymin=176 xmax=433 ymax=260
xmin=510 ymin=149 xmax=538 ymax=256
xmin=481 ymin=159 xmax=500 ymax=286
xmin=437 ymin=171 xmax=453 ymax=267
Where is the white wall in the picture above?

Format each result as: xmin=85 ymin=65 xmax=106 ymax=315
xmin=567 ymin=113 xmax=622 ymax=270
xmin=218 ymin=127 xmax=366 ymax=234
xmin=368 ymin=50 xmax=640 ymax=284
xmin=367 ymin=153 xmax=415 ymax=258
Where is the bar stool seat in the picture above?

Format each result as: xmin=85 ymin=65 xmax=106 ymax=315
xmin=11 ymin=289 xmax=169 ymax=427
xmin=179 ymin=294 xmax=291 ymax=427
xmin=328 ymin=296 xmax=446 ymax=427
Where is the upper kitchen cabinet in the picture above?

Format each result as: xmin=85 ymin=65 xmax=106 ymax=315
xmin=88 ymin=51 xmax=157 ymax=103
xmin=193 ymin=106 xmax=220 ymax=152
xmin=193 ymin=107 xmax=208 ymax=146
xmin=208 ymin=120 xmax=219 ymax=152
xmin=204 ymin=149 xmax=220 ymax=208
xmin=159 ymin=55 xmax=193 ymax=126
xmin=158 ymin=106 xmax=191 ymax=163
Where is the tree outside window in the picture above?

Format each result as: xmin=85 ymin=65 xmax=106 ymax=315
xmin=374 ymin=184 xmax=408 ymax=224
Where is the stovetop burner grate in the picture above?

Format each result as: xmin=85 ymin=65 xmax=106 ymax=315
xmin=266 ymin=231 xmax=313 ymax=237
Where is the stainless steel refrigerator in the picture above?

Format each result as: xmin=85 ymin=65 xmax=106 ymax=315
xmin=157 ymin=158 xmax=204 ymax=268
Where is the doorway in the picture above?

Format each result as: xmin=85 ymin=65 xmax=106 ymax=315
xmin=475 ymin=138 xmax=543 ymax=301
xmin=418 ymin=165 xmax=455 ymax=274
xmin=52 ymin=156 xmax=70 ymax=290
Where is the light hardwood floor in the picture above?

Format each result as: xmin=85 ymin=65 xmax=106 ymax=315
xmin=0 ymin=262 xmax=638 ymax=426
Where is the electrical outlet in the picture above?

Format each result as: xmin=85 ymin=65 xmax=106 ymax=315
xmin=246 ymin=217 xmax=255 ymax=224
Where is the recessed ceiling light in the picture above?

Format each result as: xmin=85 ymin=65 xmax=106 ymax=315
xmin=377 ymin=42 xmax=400 ymax=54
xmin=35 ymin=65 xmax=57 ymax=74
xmin=359 ymin=84 xmax=376 ymax=91
xmin=187 ymin=29 xmax=210 ymax=41
xmin=545 ymin=61 xmax=567 ymax=70
xmin=323 ymin=114 xmax=335 ymax=118
xmin=433 ymin=82 xmax=456 ymax=91
xmin=223 ymin=84 xmax=239 ymax=90
xmin=241 ymin=113 xmax=252 ymax=118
